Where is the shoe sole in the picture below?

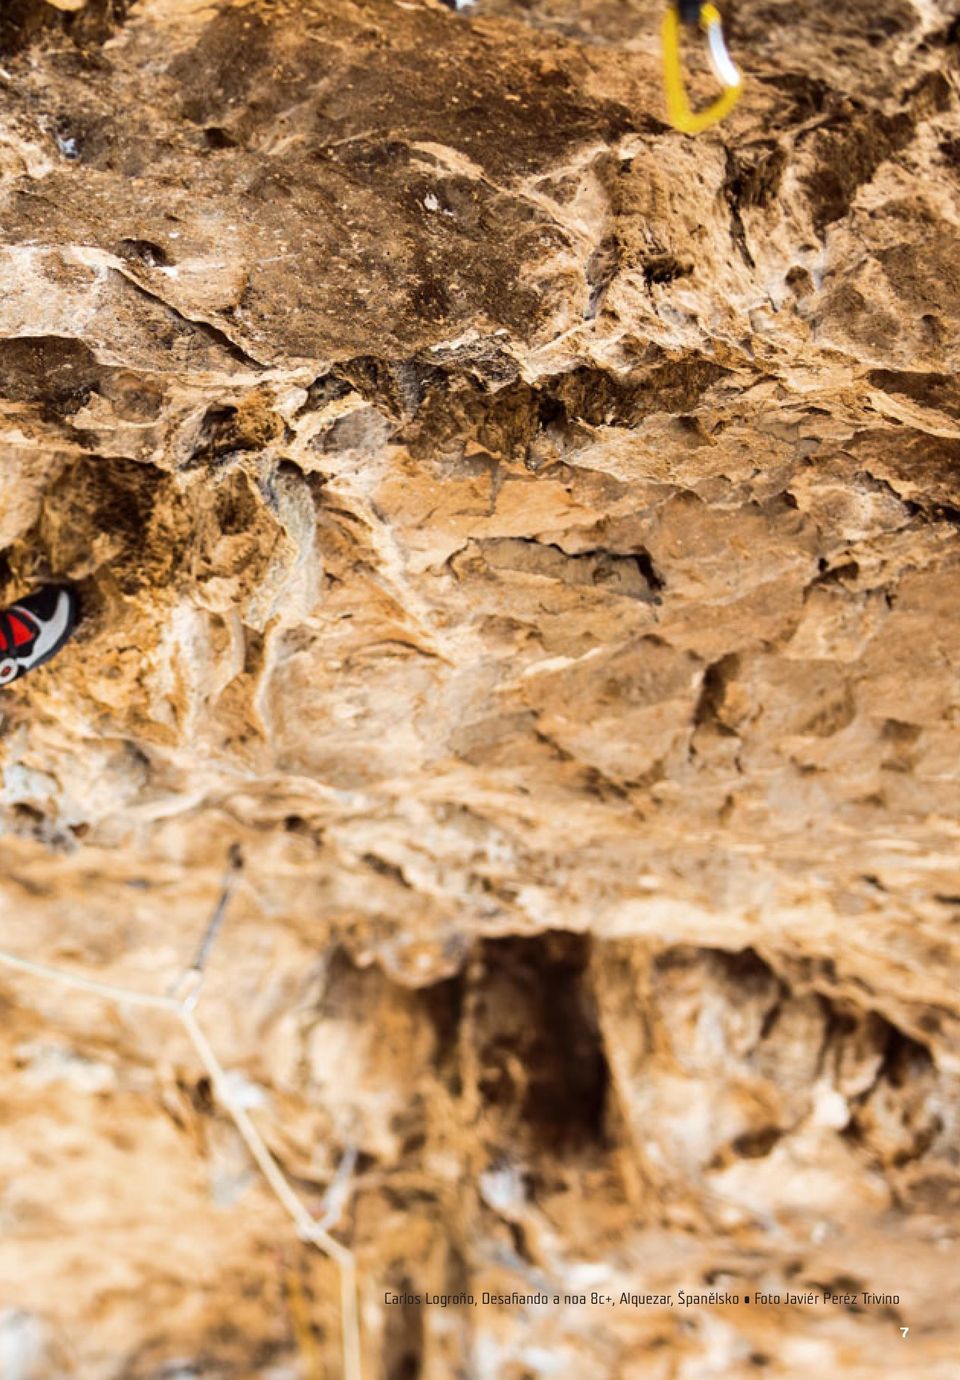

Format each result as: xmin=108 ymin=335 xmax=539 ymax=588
xmin=5 ymin=587 xmax=80 ymax=682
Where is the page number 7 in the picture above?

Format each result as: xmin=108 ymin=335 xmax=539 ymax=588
xmin=900 ymin=1327 xmax=909 ymax=1339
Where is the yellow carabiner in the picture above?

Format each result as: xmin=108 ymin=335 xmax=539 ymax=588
xmin=661 ymin=2 xmax=742 ymax=135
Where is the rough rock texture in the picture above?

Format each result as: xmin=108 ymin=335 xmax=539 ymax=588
xmin=1 ymin=0 xmax=960 ymax=1375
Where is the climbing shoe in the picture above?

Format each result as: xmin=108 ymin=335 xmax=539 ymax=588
xmin=0 ymin=586 xmax=80 ymax=688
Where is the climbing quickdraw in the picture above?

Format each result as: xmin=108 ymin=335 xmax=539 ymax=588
xmin=661 ymin=0 xmax=742 ymax=135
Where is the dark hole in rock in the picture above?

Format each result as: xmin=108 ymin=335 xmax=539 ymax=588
xmin=118 ymin=238 xmax=171 ymax=268
xmin=473 ymin=932 xmax=608 ymax=1151
xmin=203 ymin=125 xmax=238 ymax=149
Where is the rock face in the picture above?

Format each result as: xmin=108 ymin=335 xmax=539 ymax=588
xmin=0 ymin=0 xmax=959 ymax=1375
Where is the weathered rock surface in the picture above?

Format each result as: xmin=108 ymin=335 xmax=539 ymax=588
xmin=1 ymin=0 xmax=959 ymax=1375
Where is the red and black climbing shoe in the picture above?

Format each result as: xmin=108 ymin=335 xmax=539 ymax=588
xmin=0 ymin=586 xmax=80 ymax=688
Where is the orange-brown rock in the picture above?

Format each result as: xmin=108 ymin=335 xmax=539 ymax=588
xmin=0 ymin=0 xmax=958 ymax=1375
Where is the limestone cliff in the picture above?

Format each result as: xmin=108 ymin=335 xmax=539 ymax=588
xmin=0 ymin=0 xmax=959 ymax=1375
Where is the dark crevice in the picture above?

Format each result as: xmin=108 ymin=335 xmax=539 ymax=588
xmin=812 ymin=559 xmax=860 ymax=588
xmin=118 ymin=238 xmax=172 ymax=269
xmin=880 ymin=1025 xmax=933 ymax=1091
xmin=472 ymin=932 xmax=609 ymax=1153
xmin=722 ymin=144 xmax=788 ymax=267
xmin=633 ymin=548 xmax=665 ymax=592
xmin=643 ymin=253 xmax=693 ymax=287
xmin=203 ymin=125 xmax=239 ymax=149
xmin=925 ymin=503 xmax=960 ymax=528
xmin=362 ymin=853 xmax=411 ymax=888
xmin=729 ymin=1126 xmax=782 ymax=1159
xmin=467 ymin=537 xmax=663 ymax=604
xmin=693 ymin=653 xmax=741 ymax=734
